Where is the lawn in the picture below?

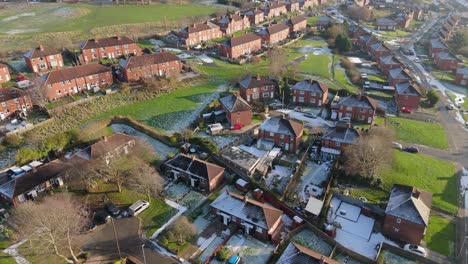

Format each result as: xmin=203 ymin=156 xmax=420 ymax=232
xmin=348 ymin=188 xmax=389 ymax=205
xmin=378 ymin=29 xmax=410 ymax=38
xmin=299 ymin=54 xmax=331 ymax=78
xmin=307 ymin=15 xmax=320 ymax=25
xmin=378 ymin=151 xmax=457 ymax=214
xmin=386 ymin=116 xmax=449 ymax=149
xmin=367 ymin=74 xmax=387 ymax=82
xmin=195 ymin=59 xmax=270 ymax=82
xmin=0 ymin=3 xmax=219 ymax=34
xmin=432 ymin=70 xmax=456 ymax=82
xmin=425 ymin=215 xmax=456 ymax=257
xmin=334 ymin=69 xmax=357 ymax=93
xmin=0 ymin=239 xmax=16 ymax=264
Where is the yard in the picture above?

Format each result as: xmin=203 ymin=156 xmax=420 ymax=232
xmin=425 ymin=215 xmax=456 ymax=257
xmin=378 ymin=151 xmax=457 ymax=214
xmin=386 ymin=116 xmax=449 ymax=149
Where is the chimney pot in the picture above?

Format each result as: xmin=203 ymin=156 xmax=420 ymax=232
xmin=256 ymin=74 xmax=261 ymax=80
xmin=95 ymin=38 xmax=99 ymax=43
xmin=413 ymin=190 xmax=420 ymax=199
xmin=103 ymin=136 xmax=107 ymax=142
xmin=39 ymin=45 xmax=44 ymax=51
xmin=116 ymin=35 xmax=121 ymax=40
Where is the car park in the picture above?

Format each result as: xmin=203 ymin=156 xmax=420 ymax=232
xmin=403 ymin=244 xmax=427 ymax=257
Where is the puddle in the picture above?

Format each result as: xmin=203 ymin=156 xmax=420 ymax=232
xmin=299 ymin=46 xmax=332 ymax=55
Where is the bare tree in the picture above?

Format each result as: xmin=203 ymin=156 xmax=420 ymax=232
xmin=27 ymin=76 xmax=48 ymax=108
xmin=167 ymin=216 xmax=197 ymax=245
xmin=268 ymin=46 xmax=288 ymax=80
xmin=348 ymin=5 xmax=371 ymax=22
xmin=9 ymin=193 xmax=89 ymax=264
xmin=128 ymin=159 xmax=163 ymax=202
xmin=95 ymin=155 xmax=136 ymax=193
xmin=343 ymin=127 xmax=394 ymax=180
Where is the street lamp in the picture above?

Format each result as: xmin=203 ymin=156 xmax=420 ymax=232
xmin=141 ymin=244 xmax=147 ymax=264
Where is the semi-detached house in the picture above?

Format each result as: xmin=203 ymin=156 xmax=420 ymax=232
xmin=257 ymin=23 xmax=290 ymax=44
xmin=179 ymin=21 xmax=222 ymax=47
xmin=455 ymin=67 xmax=468 ymax=86
xmin=119 ymin=52 xmax=182 ymax=82
xmin=395 ymin=82 xmax=422 ymax=110
xmin=287 ymin=15 xmax=308 ymax=34
xmin=261 ymin=2 xmax=287 ymax=19
xmin=215 ymin=14 xmax=250 ymax=36
xmin=219 ymin=93 xmax=252 ymax=129
xmin=258 ymin=116 xmax=304 ymax=153
xmin=220 ymin=33 xmax=262 ymax=59
xmin=79 ymin=36 xmax=141 ymax=64
xmin=24 ymin=45 xmax=63 ymax=73
xmin=378 ymin=56 xmax=401 ymax=75
xmin=291 ymin=79 xmax=328 ymax=107
xmin=245 ymin=8 xmax=265 ymax=25
xmin=238 ymin=75 xmax=276 ymax=103
xmin=0 ymin=87 xmax=33 ymax=120
xmin=320 ymin=121 xmax=359 ymax=161
xmin=333 ymin=94 xmax=377 ymax=124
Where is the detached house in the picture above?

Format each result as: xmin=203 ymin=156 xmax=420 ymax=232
xmin=0 ymin=87 xmax=33 ymax=120
xmin=262 ymin=2 xmax=287 ymax=19
xmin=433 ymin=51 xmax=462 ymax=71
xmin=163 ymin=154 xmax=225 ymax=193
xmin=369 ymin=42 xmax=391 ymax=60
xmin=455 ymin=67 xmax=468 ymax=86
xmin=245 ymin=8 xmax=265 ymax=25
xmin=429 ymin=38 xmax=449 ymax=57
xmin=287 ymin=15 xmax=308 ymax=34
xmin=219 ymin=93 xmax=252 ymax=129
xmin=239 ymin=75 xmax=276 ymax=103
xmin=383 ymin=184 xmax=432 ymax=244
xmin=0 ymin=64 xmax=11 ymax=84
xmin=210 ymin=191 xmax=283 ymax=243
xmin=215 ymin=14 xmax=250 ymax=36
xmin=378 ymin=56 xmax=401 ymax=75
xmin=285 ymin=0 xmax=300 ymax=12
xmin=219 ymin=33 xmax=262 ymax=59
xmin=257 ymin=23 xmax=290 ymax=44
xmin=24 ymin=45 xmax=63 ymax=73
xmin=79 ymin=36 xmax=141 ymax=64
xmin=87 ymin=133 xmax=136 ymax=162
xmin=120 ymin=52 xmax=182 ymax=82
xmin=320 ymin=121 xmax=359 ymax=161
xmin=376 ymin=17 xmax=397 ymax=31
xmin=388 ymin=68 xmax=411 ymax=86
xmin=334 ymin=94 xmax=377 ymax=124
xmin=258 ymin=116 xmax=304 ymax=153
xmin=41 ymin=64 xmax=113 ymax=101
xmin=395 ymin=82 xmax=422 ymax=110
xmin=291 ymin=79 xmax=328 ymax=107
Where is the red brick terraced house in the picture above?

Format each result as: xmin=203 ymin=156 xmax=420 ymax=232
xmin=378 ymin=56 xmax=401 ymax=75
xmin=24 ymin=45 xmax=63 ymax=73
xmin=258 ymin=116 xmax=304 ymax=153
xmin=369 ymin=42 xmax=392 ymax=60
xmin=210 ymin=190 xmax=284 ymax=243
xmin=291 ymin=79 xmax=328 ymax=107
xmin=219 ymin=33 xmax=262 ymax=59
xmin=334 ymin=94 xmax=377 ymax=124
xmin=261 ymin=2 xmax=287 ymax=19
xmin=395 ymin=82 xmax=422 ymax=110
xmin=388 ymin=68 xmax=411 ymax=86
xmin=285 ymin=0 xmax=300 ymax=12
xmin=245 ymin=8 xmax=265 ymax=25
xmin=163 ymin=154 xmax=225 ymax=193
xmin=79 ymin=36 xmax=141 ymax=64
xmin=219 ymin=93 xmax=252 ymax=129
xmin=287 ymin=15 xmax=308 ymax=34
xmin=256 ymin=23 xmax=290 ymax=45
xmin=433 ymin=51 xmax=463 ymax=71
xmin=0 ymin=87 xmax=33 ymax=120
xmin=238 ymin=75 xmax=276 ymax=103
xmin=0 ymin=64 xmax=11 ymax=84
xmin=383 ymin=184 xmax=432 ymax=245
xmin=41 ymin=64 xmax=113 ymax=101
xmin=429 ymin=38 xmax=449 ymax=58
xmin=455 ymin=67 xmax=468 ymax=86
xmin=320 ymin=121 xmax=360 ymax=161
xmin=119 ymin=52 xmax=182 ymax=82
xmin=179 ymin=21 xmax=222 ymax=47
xmin=215 ymin=14 xmax=250 ymax=36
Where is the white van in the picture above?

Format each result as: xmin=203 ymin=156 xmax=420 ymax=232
xmin=128 ymin=200 xmax=150 ymax=216
xmin=206 ymin=123 xmax=223 ymax=135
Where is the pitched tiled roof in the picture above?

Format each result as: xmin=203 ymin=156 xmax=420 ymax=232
xmin=277 ymin=242 xmax=339 ymax=264
xmin=259 ymin=116 xmax=303 ymax=137
xmin=24 ymin=45 xmax=61 ymax=59
xmin=0 ymin=63 xmax=7 ymax=70
xmin=322 ymin=126 xmax=359 ymax=145
xmin=395 ymin=82 xmax=422 ymax=96
xmin=43 ymin=64 xmax=111 ymax=85
xmin=435 ymin=51 xmax=460 ymax=61
xmin=456 ymin=67 xmax=468 ymax=75
xmin=120 ymin=52 xmax=180 ymax=69
xmin=239 ymin=75 xmax=275 ymax=89
xmin=182 ymin=21 xmax=220 ymax=34
xmin=259 ymin=23 xmax=289 ymax=36
xmin=90 ymin=133 xmax=136 ymax=160
xmin=386 ymin=184 xmax=432 ymax=226
xmin=225 ymin=33 xmax=261 ymax=47
xmin=370 ymin=42 xmax=390 ymax=52
xmin=80 ymin=36 xmax=135 ymax=49
xmin=245 ymin=8 xmax=263 ymax=16
xmin=219 ymin=93 xmax=252 ymax=113
xmin=338 ymin=94 xmax=377 ymax=110
xmin=379 ymin=55 xmax=399 ymax=65
xmin=269 ymin=2 xmax=286 ymax=9
xmin=389 ymin=68 xmax=410 ymax=80
xmin=165 ymin=154 xmax=225 ymax=182
xmin=0 ymin=87 xmax=27 ymax=102
xmin=288 ymin=15 xmax=307 ymax=25
xmin=316 ymin=15 xmax=333 ymax=24
xmin=376 ymin=17 xmax=397 ymax=25
xmin=291 ymin=80 xmax=328 ymax=93
xmin=430 ymin=38 xmax=449 ymax=50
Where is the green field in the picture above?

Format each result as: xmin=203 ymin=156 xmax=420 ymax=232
xmin=387 ymin=116 xmax=449 ymax=149
xmin=0 ymin=3 xmax=219 ymax=35
xmin=378 ymin=151 xmax=457 ymax=214
xmin=426 ymin=215 xmax=456 ymax=257
xmin=334 ymin=69 xmax=357 ymax=93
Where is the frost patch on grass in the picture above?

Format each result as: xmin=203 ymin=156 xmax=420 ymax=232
xmin=299 ymin=46 xmax=332 ymax=55
xmin=2 ymin=12 xmax=35 ymax=22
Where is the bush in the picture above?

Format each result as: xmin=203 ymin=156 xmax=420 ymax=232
xmin=216 ymin=246 xmax=230 ymax=261
xmin=2 ymin=134 xmax=22 ymax=148
xmin=160 ymin=236 xmax=169 ymax=246
xmin=15 ymin=147 xmax=42 ymax=164
xmin=427 ymin=89 xmax=440 ymax=106
xmin=189 ymin=136 xmax=219 ymax=154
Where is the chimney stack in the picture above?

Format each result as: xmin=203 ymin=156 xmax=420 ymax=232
xmin=256 ymin=74 xmax=261 ymax=80
xmin=39 ymin=45 xmax=44 ymax=51
xmin=192 ymin=24 xmax=196 ymax=28
xmin=95 ymin=38 xmax=99 ymax=43
xmin=413 ymin=189 xmax=420 ymax=199
xmin=116 ymin=35 xmax=121 ymax=40
xmin=356 ymin=93 xmax=362 ymax=101
xmin=103 ymin=136 xmax=107 ymax=142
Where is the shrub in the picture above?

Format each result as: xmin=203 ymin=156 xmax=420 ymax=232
xmin=15 ymin=147 xmax=42 ymax=164
xmin=216 ymin=246 xmax=230 ymax=261
xmin=160 ymin=236 xmax=169 ymax=246
xmin=2 ymin=134 xmax=22 ymax=148
xmin=426 ymin=89 xmax=440 ymax=106
xmin=189 ymin=136 xmax=219 ymax=154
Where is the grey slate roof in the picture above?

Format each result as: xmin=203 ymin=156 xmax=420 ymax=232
xmin=435 ymin=51 xmax=460 ymax=61
xmin=291 ymin=80 xmax=328 ymax=93
xmin=430 ymin=38 xmax=449 ymax=50
xmin=370 ymin=42 xmax=389 ymax=52
xmin=456 ymin=67 xmax=468 ymax=76
xmin=322 ymin=126 xmax=359 ymax=145
xmin=239 ymin=75 xmax=275 ymax=89
xmin=259 ymin=116 xmax=303 ymax=137
xmin=338 ymin=94 xmax=377 ymax=110
xmin=385 ymin=184 xmax=432 ymax=226
xmin=379 ymin=55 xmax=399 ymax=65
xmin=164 ymin=154 xmax=224 ymax=182
xmin=376 ymin=17 xmax=397 ymax=26
xmin=389 ymin=68 xmax=410 ymax=80
xmin=316 ymin=15 xmax=333 ymax=25
xmin=219 ymin=93 xmax=252 ymax=113
xmin=395 ymin=82 xmax=421 ymax=96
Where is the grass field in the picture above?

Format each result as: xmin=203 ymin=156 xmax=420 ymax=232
xmin=0 ymin=3 xmax=219 ymax=35
xmin=387 ymin=116 xmax=449 ymax=149
xmin=426 ymin=215 xmax=456 ymax=257
xmin=299 ymin=54 xmax=331 ymax=78
xmin=378 ymin=151 xmax=457 ymax=214
xmin=334 ymin=69 xmax=357 ymax=93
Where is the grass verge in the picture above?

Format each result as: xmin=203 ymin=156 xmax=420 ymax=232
xmin=425 ymin=215 xmax=455 ymax=257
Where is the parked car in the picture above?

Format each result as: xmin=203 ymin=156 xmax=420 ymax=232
xmin=227 ymin=254 xmax=241 ymax=264
xmin=404 ymin=146 xmax=419 ymax=153
xmin=392 ymin=142 xmax=403 ymax=150
xmin=446 ymin=105 xmax=454 ymax=110
xmin=400 ymin=107 xmax=412 ymax=114
xmin=403 ymin=244 xmax=427 ymax=257
xmin=129 ymin=200 xmax=150 ymax=216
xmin=94 ymin=211 xmax=111 ymax=225
xmin=304 ymin=112 xmax=317 ymax=119
xmin=105 ymin=203 xmax=120 ymax=217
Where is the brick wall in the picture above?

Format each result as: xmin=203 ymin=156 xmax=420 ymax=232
xmin=240 ymin=84 xmax=275 ymax=103
xmin=383 ymin=215 xmax=426 ymax=244
xmin=26 ymin=53 xmax=64 ymax=73
xmin=0 ymin=66 xmax=11 ymax=84
xmin=80 ymin=43 xmax=141 ymax=64
xmin=292 ymin=89 xmax=327 ymax=106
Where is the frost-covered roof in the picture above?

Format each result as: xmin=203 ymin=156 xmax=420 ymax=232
xmin=379 ymin=56 xmax=399 ymax=66
xmin=291 ymin=80 xmax=328 ymax=93
xmin=277 ymin=242 xmax=338 ymax=264
xmin=338 ymin=94 xmax=377 ymax=110
xmin=435 ymin=51 xmax=460 ymax=61
xmin=259 ymin=116 xmax=303 ymax=137
xmin=430 ymin=38 xmax=449 ymax=50
xmin=164 ymin=154 xmax=225 ymax=182
xmin=316 ymin=15 xmax=333 ymax=24
xmin=239 ymin=75 xmax=275 ymax=89
xmin=389 ymin=68 xmax=410 ymax=80
xmin=221 ymin=146 xmax=260 ymax=173
xmin=257 ymin=23 xmax=289 ymax=36
xmin=385 ymin=184 xmax=432 ymax=226
xmin=395 ymin=82 xmax=422 ymax=96
xmin=219 ymin=93 xmax=252 ymax=113
xmin=376 ymin=17 xmax=397 ymax=26
xmin=456 ymin=67 xmax=468 ymax=76
xmin=322 ymin=125 xmax=359 ymax=145
xmin=370 ymin=42 xmax=390 ymax=52
xmin=210 ymin=190 xmax=282 ymax=231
